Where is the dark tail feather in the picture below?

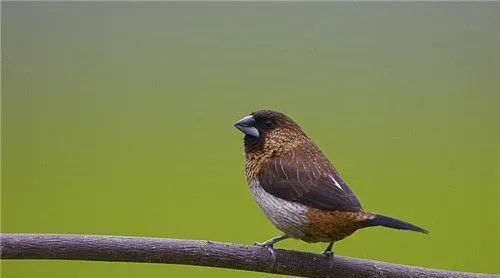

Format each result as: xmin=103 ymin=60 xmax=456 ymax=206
xmin=364 ymin=214 xmax=429 ymax=234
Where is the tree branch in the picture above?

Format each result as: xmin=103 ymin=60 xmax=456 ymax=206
xmin=0 ymin=234 xmax=496 ymax=278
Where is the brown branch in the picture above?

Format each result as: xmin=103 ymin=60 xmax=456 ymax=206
xmin=0 ymin=234 xmax=496 ymax=278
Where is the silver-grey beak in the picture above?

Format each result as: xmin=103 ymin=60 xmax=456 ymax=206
xmin=234 ymin=115 xmax=260 ymax=137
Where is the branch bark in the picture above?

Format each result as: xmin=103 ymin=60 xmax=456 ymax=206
xmin=0 ymin=234 xmax=496 ymax=278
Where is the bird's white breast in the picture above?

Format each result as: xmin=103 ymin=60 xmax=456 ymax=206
xmin=249 ymin=180 xmax=309 ymax=239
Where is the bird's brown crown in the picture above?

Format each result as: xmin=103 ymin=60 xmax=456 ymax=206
xmin=243 ymin=110 xmax=310 ymax=180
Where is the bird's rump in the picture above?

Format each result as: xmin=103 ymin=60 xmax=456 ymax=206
xmin=258 ymin=143 xmax=363 ymax=212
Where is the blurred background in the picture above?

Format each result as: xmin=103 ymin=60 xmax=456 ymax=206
xmin=2 ymin=2 xmax=499 ymax=277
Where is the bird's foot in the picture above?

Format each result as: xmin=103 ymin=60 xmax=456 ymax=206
xmin=253 ymin=241 xmax=273 ymax=248
xmin=252 ymin=235 xmax=288 ymax=265
xmin=322 ymin=242 xmax=335 ymax=257
xmin=253 ymin=242 xmax=276 ymax=262
xmin=322 ymin=250 xmax=334 ymax=257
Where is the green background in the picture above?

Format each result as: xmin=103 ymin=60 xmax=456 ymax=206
xmin=2 ymin=2 xmax=499 ymax=277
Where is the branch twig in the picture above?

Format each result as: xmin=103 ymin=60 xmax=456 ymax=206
xmin=0 ymin=234 xmax=496 ymax=278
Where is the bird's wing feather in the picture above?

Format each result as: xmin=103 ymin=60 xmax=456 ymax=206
xmin=258 ymin=147 xmax=363 ymax=212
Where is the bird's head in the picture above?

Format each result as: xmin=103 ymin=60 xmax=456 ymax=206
xmin=234 ymin=110 xmax=309 ymax=157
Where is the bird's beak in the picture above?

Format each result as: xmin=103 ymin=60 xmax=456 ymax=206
xmin=234 ymin=115 xmax=260 ymax=138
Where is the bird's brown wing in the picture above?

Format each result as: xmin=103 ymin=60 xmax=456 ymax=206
xmin=258 ymin=150 xmax=363 ymax=212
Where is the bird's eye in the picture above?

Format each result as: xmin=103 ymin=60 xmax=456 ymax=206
xmin=264 ymin=120 xmax=274 ymax=129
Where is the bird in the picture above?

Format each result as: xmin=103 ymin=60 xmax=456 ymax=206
xmin=234 ymin=109 xmax=428 ymax=256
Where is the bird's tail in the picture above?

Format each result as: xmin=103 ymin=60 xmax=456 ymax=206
xmin=364 ymin=213 xmax=429 ymax=234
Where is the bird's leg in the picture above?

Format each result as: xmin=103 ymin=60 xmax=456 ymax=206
xmin=253 ymin=234 xmax=289 ymax=248
xmin=322 ymin=242 xmax=335 ymax=256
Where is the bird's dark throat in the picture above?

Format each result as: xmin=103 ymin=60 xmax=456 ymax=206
xmin=244 ymin=135 xmax=263 ymax=153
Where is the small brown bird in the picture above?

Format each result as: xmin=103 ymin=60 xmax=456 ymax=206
xmin=234 ymin=110 xmax=428 ymax=255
